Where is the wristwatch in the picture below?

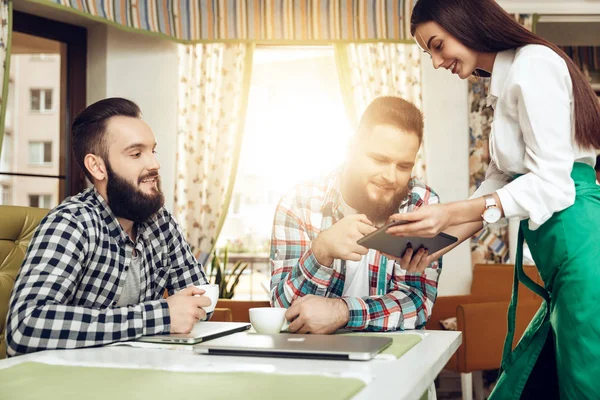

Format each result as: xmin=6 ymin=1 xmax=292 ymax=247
xmin=482 ymin=194 xmax=502 ymax=224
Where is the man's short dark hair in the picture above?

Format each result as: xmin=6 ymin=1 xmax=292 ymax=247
xmin=356 ymin=96 xmax=424 ymax=144
xmin=72 ymin=97 xmax=141 ymax=182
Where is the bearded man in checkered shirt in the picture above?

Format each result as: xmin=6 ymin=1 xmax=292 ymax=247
xmin=6 ymin=98 xmax=210 ymax=356
xmin=270 ymin=96 xmax=445 ymax=334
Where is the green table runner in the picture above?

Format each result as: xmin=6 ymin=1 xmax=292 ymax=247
xmin=351 ymin=333 xmax=422 ymax=359
xmin=0 ymin=334 xmax=424 ymax=400
xmin=0 ymin=362 xmax=365 ymax=400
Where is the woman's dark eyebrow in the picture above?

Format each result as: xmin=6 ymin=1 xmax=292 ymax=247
xmin=427 ymin=35 xmax=437 ymax=49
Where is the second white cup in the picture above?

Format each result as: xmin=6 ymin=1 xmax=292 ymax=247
xmin=249 ymin=307 xmax=289 ymax=334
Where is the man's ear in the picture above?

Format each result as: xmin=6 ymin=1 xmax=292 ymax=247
xmin=84 ymin=154 xmax=107 ymax=182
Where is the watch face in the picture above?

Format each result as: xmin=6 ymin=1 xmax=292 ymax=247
xmin=483 ymin=207 xmax=502 ymax=223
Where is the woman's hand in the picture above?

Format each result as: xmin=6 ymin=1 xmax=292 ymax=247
xmin=386 ymin=204 xmax=453 ymax=238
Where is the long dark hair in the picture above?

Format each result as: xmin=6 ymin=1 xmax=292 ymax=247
xmin=411 ymin=0 xmax=600 ymax=149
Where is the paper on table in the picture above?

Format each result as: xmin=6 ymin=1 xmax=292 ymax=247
xmin=107 ymin=341 xmax=195 ymax=351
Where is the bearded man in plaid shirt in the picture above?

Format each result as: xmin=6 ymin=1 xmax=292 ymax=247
xmin=6 ymin=98 xmax=210 ymax=356
xmin=270 ymin=96 xmax=444 ymax=334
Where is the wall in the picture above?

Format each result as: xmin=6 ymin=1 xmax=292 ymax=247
xmin=421 ymin=54 xmax=472 ymax=296
xmin=87 ymin=26 xmax=179 ymax=210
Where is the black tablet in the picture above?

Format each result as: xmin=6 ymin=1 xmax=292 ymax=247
xmin=356 ymin=221 xmax=458 ymax=258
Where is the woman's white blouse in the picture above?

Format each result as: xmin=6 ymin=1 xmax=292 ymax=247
xmin=471 ymin=45 xmax=597 ymax=230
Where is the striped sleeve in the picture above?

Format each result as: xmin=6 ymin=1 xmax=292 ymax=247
xmin=269 ymin=198 xmax=336 ymax=308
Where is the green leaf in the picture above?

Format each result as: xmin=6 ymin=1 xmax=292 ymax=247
xmin=227 ymin=263 xmax=248 ymax=296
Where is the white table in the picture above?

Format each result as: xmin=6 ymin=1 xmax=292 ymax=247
xmin=0 ymin=330 xmax=461 ymax=400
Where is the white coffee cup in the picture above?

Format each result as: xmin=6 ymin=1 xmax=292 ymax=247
xmin=195 ymin=284 xmax=219 ymax=313
xmin=249 ymin=307 xmax=289 ymax=334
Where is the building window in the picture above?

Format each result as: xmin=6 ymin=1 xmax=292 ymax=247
xmin=0 ymin=184 xmax=11 ymax=205
xmin=29 ymin=194 xmax=52 ymax=208
xmin=30 ymin=54 xmax=56 ymax=61
xmin=28 ymin=141 xmax=53 ymax=165
xmin=30 ymin=88 xmax=53 ymax=112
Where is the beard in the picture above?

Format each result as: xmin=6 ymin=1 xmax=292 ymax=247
xmin=343 ymin=176 xmax=408 ymax=225
xmin=105 ymin=162 xmax=164 ymax=223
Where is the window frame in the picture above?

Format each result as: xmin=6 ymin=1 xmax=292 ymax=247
xmin=0 ymin=11 xmax=88 ymax=203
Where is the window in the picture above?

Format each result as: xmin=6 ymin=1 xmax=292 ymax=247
xmin=30 ymin=88 xmax=53 ymax=112
xmin=0 ymin=13 xmax=87 ymax=209
xmin=217 ymin=47 xmax=352 ymax=300
xmin=29 ymin=194 xmax=52 ymax=208
xmin=219 ymin=47 xmax=352 ymax=256
xmin=28 ymin=141 xmax=52 ymax=165
xmin=0 ymin=184 xmax=11 ymax=205
xmin=30 ymin=54 xmax=56 ymax=61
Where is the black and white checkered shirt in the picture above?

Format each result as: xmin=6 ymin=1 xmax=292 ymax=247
xmin=6 ymin=188 xmax=208 ymax=356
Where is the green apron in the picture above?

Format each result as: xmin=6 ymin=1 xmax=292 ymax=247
xmin=490 ymin=163 xmax=600 ymax=400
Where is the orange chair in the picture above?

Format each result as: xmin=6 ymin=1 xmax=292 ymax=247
xmin=214 ymin=299 xmax=271 ymax=323
xmin=426 ymin=263 xmax=544 ymax=400
xmin=211 ymin=308 xmax=233 ymax=322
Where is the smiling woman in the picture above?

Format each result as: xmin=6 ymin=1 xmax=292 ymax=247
xmin=407 ymin=1 xmax=600 ymax=399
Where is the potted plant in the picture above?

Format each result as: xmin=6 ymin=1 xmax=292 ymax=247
xmin=207 ymin=247 xmax=248 ymax=299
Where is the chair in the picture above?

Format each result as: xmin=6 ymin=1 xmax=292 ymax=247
xmin=0 ymin=205 xmax=49 ymax=359
xmin=426 ymin=263 xmax=544 ymax=400
xmin=211 ymin=308 xmax=233 ymax=322
xmin=214 ymin=299 xmax=271 ymax=323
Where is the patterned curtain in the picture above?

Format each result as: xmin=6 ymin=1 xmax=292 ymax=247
xmin=335 ymin=43 xmax=426 ymax=180
xmin=468 ymin=14 xmax=533 ymax=265
xmin=0 ymin=0 xmax=11 ymax=155
xmin=28 ymin=0 xmax=417 ymax=43
xmin=175 ymin=43 xmax=254 ymax=263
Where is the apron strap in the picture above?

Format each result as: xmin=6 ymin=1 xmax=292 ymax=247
xmin=500 ymin=223 xmax=550 ymax=372
xmin=500 ymin=227 xmax=523 ymax=372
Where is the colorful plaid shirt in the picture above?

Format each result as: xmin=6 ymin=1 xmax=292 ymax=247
xmin=270 ymin=173 xmax=441 ymax=331
xmin=6 ymin=188 xmax=207 ymax=357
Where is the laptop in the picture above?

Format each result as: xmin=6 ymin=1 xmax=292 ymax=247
xmin=137 ymin=321 xmax=251 ymax=345
xmin=194 ymin=332 xmax=392 ymax=361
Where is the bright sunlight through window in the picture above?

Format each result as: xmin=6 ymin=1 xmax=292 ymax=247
xmin=218 ymin=46 xmax=353 ymax=256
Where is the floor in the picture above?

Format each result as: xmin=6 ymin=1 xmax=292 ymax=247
xmin=435 ymin=369 xmax=500 ymax=400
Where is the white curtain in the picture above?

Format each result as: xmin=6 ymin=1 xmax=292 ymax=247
xmin=335 ymin=43 xmax=426 ymax=180
xmin=175 ymin=43 xmax=254 ymax=263
xmin=0 ymin=0 xmax=11 ymax=155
